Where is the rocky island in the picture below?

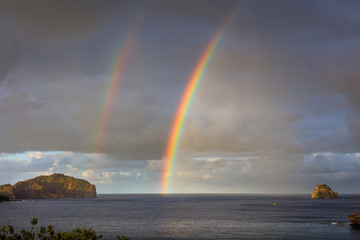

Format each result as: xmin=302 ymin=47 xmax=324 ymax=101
xmin=311 ymin=184 xmax=338 ymax=199
xmin=349 ymin=210 xmax=360 ymax=227
xmin=0 ymin=173 xmax=96 ymax=200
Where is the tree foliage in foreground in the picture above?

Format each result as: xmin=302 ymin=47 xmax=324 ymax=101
xmin=0 ymin=218 xmax=133 ymax=240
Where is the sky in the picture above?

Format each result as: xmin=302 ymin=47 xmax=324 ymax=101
xmin=0 ymin=0 xmax=360 ymax=194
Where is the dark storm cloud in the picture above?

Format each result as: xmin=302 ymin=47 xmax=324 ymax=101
xmin=0 ymin=0 xmax=360 ymax=167
xmin=176 ymin=0 xmax=360 ymax=156
xmin=348 ymin=111 xmax=360 ymax=144
xmin=0 ymin=0 xmax=139 ymax=81
xmin=0 ymin=0 xmax=124 ymax=40
xmin=0 ymin=36 xmax=19 ymax=84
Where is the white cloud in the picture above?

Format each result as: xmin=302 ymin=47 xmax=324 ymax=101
xmin=28 ymin=151 xmax=44 ymax=159
xmin=202 ymin=174 xmax=210 ymax=179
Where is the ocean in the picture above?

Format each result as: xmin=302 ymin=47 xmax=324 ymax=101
xmin=1 ymin=194 xmax=360 ymax=239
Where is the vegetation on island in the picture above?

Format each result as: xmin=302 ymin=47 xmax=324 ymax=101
xmin=0 ymin=174 xmax=96 ymax=200
xmin=0 ymin=219 xmax=133 ymax=240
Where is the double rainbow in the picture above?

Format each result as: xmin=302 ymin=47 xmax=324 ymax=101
xmin=161 ymin=7 xmax=242 ymax=194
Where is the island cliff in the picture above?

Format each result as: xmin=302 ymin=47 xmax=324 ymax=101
xmin=0 ymin=184 xmax=16 ymax=200
xmin=311 ymin=184 xmax=338 ymax=199
xmin=0 ymin=174 xmax=96 ymax=199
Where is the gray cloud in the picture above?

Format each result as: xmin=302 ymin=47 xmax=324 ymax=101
xmin=304 ymin=152 xmax=360 ymax=174
xmin=0 ymin=0 xmax=360 ymax=193
xmin=0 ymin=0 xmax=358 ymax=158
xmin=0 ymin=0 xmax=120 ymax=40
xmin=0 ymin=35 xmax=20 ymax=84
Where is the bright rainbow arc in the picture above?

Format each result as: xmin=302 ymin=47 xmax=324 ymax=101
xmin=92 ymin=26 xmax=138 ymax=170
xmin=161 ymin=7 xmax=242 ymax=194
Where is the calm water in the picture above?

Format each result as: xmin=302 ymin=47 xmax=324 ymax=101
xmin=1 ymin=194 xmax=360 ymax=239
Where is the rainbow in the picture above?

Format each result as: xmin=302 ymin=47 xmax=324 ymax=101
xmin=92 ymin=26 xmax=138 ymax=169
xmin=161 ymin=7 xmax=242 ymax=194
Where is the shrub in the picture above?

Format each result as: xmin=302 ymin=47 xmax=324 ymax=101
xmin=0 ymin=219 xmax=139 ymax=240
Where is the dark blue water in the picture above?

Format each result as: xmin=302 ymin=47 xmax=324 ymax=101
xmin=1 ymin=194 xmax=360 ymax=239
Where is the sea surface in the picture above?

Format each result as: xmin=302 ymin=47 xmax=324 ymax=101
xmin=1 ymin=194 xmax=360 ymax=239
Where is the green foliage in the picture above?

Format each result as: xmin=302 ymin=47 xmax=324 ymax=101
xmin=116 ymin=236 xmax=131 ymax=240
xmin=0 ymin=218 xmax=143 ymax=240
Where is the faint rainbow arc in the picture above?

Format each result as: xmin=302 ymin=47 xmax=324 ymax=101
xmin=161 ymin=7 xmax=241 ymax=194
xmin=92 ymin=26 xmax=138 ymax=170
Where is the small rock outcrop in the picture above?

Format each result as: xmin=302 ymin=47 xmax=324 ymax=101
xmin=349 ymin=210 xmax=360 ymax=227
xmin=0 ymin=184 xmax=16 ymax=200
xmin=311 ymin=184 xmax=338 ymax=199
xmin=0 ymin=174 xmax=96 ymax=200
